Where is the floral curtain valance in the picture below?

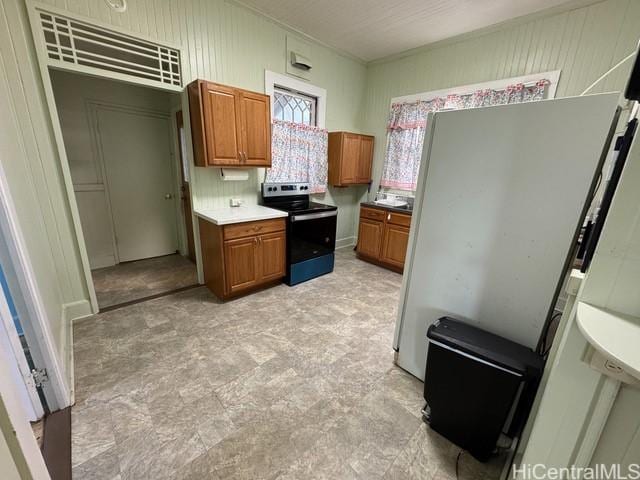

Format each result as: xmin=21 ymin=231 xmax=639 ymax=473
xmin=381 ymin=80 xmax=550 ymax=191
xmin=266 ymin=120 xmax=328 ymax=194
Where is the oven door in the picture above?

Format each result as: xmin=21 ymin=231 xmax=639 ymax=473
xmin=289 ymin=210 xmax=337 ymax=264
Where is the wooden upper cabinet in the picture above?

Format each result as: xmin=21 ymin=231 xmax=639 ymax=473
xmin=187 ymin=80 xmax=271 ymax=168
xmin=239 ymin=91 xmax=271 ymax=166
xmin=340 ymin=133 xmax=360 ymax=184
xmin=328 ymin=132 xmax=374 ymax=187
xmin=357 ymin=136 xmax=374 ymax=183
xmin=201 ymin=82 xmax=242 ymax=166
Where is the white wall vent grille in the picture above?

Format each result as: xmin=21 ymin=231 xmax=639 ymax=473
xmin=38 ymin=10 xmax=181 ymax=88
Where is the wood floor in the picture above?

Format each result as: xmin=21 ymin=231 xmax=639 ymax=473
xmin=72 ymin=249 xmax=504 ymax=479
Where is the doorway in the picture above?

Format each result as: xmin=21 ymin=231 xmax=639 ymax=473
xmin=50 ymin=70 xmax=197 ymax=310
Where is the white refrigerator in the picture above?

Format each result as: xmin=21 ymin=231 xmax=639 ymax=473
xmin=393 ymin=93 xmax=620 ymax=380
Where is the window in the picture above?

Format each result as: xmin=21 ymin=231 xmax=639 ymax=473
xmin=264 ymin=71 xmax=329 ymax=193
xmin=380 ymin=70 xmax=561 ymax=192
xmin=265 ymin=70 xmax=326 ymax=128
xmin=273 ymin=87 xmax=317 ymax=126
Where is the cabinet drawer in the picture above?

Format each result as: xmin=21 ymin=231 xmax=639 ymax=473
xmin=360 ymin=207 xmax=386 ymax=222
xmin=388 ymin=212 xmax=411 ymax=227
xmin=223 ymin=218 xmax=285 ymax=240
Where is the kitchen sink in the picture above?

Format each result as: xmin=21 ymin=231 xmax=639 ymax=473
xmin=374 ymin=198 xmax=408 ymax=208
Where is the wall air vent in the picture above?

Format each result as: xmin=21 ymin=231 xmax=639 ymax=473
xmin=37 ymin=10 xmax=181 ymax=89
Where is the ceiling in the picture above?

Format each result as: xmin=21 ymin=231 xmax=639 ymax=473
xmin=238 ymin=0 xmax=579 ymax=62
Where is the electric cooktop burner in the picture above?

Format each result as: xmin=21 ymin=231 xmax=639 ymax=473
xmin=260 ymin=182 xmax=337 ymax=216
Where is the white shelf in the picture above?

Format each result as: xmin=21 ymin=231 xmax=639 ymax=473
xmin=576 ymin=301 xmax=640 ymax=381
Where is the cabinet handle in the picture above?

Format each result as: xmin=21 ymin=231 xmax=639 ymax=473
xmin=387 ymin=213 xmax=391 ymax=221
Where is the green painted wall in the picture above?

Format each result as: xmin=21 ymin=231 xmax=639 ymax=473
xmin=36 ymin=0 xmax=370 ymax=245
xmin=362 ymin=0 xmax=640 ymax=201
xmin=1 ymin=0 xmax=92 ymax=398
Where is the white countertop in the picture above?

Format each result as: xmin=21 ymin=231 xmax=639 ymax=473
xmin=194 ymin=205 xmax=288 ymax=225
xmin=576 ymin=301 xmax=640 ymax=381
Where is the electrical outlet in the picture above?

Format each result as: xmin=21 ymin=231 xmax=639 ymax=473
xmin=229 ymin=198 xmax=243 ymax=207
xmin=586 ymin=346 xmax=639 ymax=385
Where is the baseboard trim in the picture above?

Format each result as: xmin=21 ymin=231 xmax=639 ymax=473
xmin=89 ymin=254 xmax=116 ymax=270
xmin=336 ymin=236 xmax=355 ymax=250
xmin=63 ymin=299 xmax=91 ymax=406
xmin=63 ymin=300 xmax=93 ymax=323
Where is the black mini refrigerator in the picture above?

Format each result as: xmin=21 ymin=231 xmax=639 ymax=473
xmin=424 ymin=317 xmax=543 ymax=461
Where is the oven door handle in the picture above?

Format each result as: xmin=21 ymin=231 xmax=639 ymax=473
xmin=290 ymin=210 xmax=338 ymax=222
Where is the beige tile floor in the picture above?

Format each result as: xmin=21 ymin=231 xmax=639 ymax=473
xmin=92 ymin=254 xmax=198 ymax=309
xmin=72 ymin=249 xmax=504 ymax=480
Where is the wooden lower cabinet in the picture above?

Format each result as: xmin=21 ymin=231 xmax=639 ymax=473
xmin=223 ymin=236 xmax=260 ymax=294
xmin=358 ymin=219 xmax=384 ymax=258
xmin=259 ymin=231 xmax=286 ymax=282
xmin=380 ymin=224 xmax=410 ymax=269
xmin=356 ymin=206 xmax=411 ymax=273
xmin=199 ymin=217 xmax=285 ymax=300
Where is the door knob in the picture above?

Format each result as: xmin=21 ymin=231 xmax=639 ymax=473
xmin=165 ymin=193 xmax=173 ymax=199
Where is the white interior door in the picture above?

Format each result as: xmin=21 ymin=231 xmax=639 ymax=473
xmin=97 ymin=108 xmax=178 ymax=263
xmin=0 ymin=277 xmax=43 ymax=421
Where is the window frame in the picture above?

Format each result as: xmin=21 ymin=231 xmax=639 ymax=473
xmin=273 ymin=86 xmax=317 ymax=126
xmin=380 ymin=69 xmax=562 ymax=193
xmin=389 ymin=70 xmax=561 ymax=106
xmin=265 ymin=70 xmax=327 ymax=129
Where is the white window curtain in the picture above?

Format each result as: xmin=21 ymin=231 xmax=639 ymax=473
xmin=380 ymin=80 xmax=550 ymax=191
xmin=266 ymin=120 xmax=328 ymax=193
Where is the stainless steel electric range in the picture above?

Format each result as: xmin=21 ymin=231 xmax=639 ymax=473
xmin=261 ymin=182 xmax=337 ymax=285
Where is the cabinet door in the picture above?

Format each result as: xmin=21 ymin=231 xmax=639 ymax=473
xmin=258 ymin=231 xmax=286 ymax=282
xmin=224 ymin=236 xmax=259 ymax=294
xmin=357 ymin=219 xmax=383 ymax=258
xmin=201 ymin=82 xmax=242 ymax=166
xmin=341 ymin=133 xmax=361 ymax=184
xmin=356 ymin=136 xmax=374 ymax=183
xmin=239 ymin=91 xmax=271 ymax=167
xmin=381 ymin=224 xmax=410 ymax=269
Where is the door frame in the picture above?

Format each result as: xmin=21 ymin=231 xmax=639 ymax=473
xmin=0 ymin=161 xmax=70 ymax=411
xmin=0 ymin=331 xmax=51 ymax=480
xmin=170 ymin=106 xmax=194 ymax=260
xmin=26 ymin=1 xmax=186 ymax=315
xmin=87 ymin=100 xmax=182 ymax=266
xmin=0 ymin=283 xmax=43 ymax=421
